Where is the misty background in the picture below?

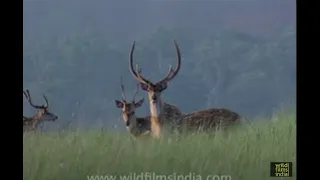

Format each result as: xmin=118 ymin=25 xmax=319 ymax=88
xmin=23 ymin=0 xmax=296 ymax=131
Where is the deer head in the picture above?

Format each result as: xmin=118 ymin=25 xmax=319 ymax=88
xmin=23 ymin=89 xmax=58 ymax=122
xmin=114 ymin=77 xmax=144 ymax=130
xmin=129 ymin=40 xmax=181 ymax=118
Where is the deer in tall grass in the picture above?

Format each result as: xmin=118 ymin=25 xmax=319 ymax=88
xmin=129 ymin=40 xmax=183 ymax=138
xmin=23 ymin=89 xmax=58 ymax=132
xmin=181 ymin=107 xmax=243 ymax=133
xmin=114 ymin=77 xmax=151 ymax=137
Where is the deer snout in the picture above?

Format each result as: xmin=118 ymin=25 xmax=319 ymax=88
xmin=52 ymin=115 xmax=58 ymax=121
xmin=125 ymin=120 xmax=130 ymax=127
xmin=152 ymin=94 xmax=156 ymax=100
xmin=151 ymin=94 xmax=158 ymax=103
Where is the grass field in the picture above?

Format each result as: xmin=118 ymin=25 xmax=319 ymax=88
xmin=23 ymin=111 xmax=296 ymax=180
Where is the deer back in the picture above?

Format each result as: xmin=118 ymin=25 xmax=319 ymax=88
xmin=182 ymin=108 xmax=241 ymax=131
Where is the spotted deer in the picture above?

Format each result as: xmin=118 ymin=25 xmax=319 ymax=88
xmin=181 ymin=108 xmax=242 ymax=133
xmin=23 ymin=89 xmax=58 ymax=132
xmin=129 ymin=40 xmax=183 ymax=138
xmin=114 ymin=77 xmax=151 ymax=138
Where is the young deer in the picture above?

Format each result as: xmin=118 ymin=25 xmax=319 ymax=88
xmin=129 ymin=40 xmax=183 ymax=138
xmin=23 ymin=89 xmax=58 ymax=132
xmin=114 ymin=77 xmax=151 ymax=137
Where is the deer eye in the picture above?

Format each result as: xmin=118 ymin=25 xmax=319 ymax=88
xmin=140 ymin=83 xmax=149 ymax=91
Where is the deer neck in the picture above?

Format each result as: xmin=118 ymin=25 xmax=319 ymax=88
xmin=31 ymin=111 xmax=46 ymax=129
xmin=34 ymin=111 xmax=44 ymax=121
xmin=32 ymin=118 xmax=41 ymax=130
xmin=123 ymin=114 xmax=144 ymax=136
xmin=149 ymin=96 xmax=164 ymax=138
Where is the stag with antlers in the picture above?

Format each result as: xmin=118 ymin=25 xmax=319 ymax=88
xmin=129 ymin=40 xmax=183 ymax=138
xmin=114 ymin=77 xmax=151 ymax=137
xmin=23 ymin=89 xmax=58 ymax=132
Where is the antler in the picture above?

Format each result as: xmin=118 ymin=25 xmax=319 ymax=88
xmin=132 ymin=83 xmax=140 ymax=102
xmin=129 ymin=40 xmax=181 ymax=85
xmin=24 ymin=89 xmax=48 ymax=109
xmin=158 ymin=40 xmax=181 ymax=85
xmin=42 ymin=94 xmax=49 ymax=108
xmin=129 ymin=41 xmax=153 ymax=85
xmin=120 ymin=76 xmax=127 ymax=101
xmin=23 ymin=90 xmax=28 ymax=100
xmin=120 ymin=76 xmax=140 ymax=103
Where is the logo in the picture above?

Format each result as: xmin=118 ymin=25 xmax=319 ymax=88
xmin=270 ymin=162 xmax=293 ymax=177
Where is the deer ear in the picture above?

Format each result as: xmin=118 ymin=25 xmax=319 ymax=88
xmin=157 ymin=82 xmax=168 ymax=91
xmin=114 ymin=100 xmax=124 ymax=108
xmin=134 ymin=98 xmax=144 ymax=108
xmin=140 ymin=83 xmax=149 ymax=91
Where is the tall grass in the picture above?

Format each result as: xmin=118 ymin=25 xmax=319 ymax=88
xmin=24 ymin=112 xmax=296 ymax=180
